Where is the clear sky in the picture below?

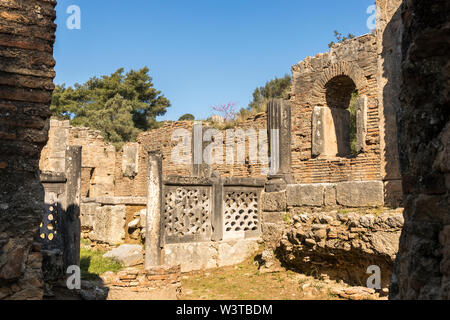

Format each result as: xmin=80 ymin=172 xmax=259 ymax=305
xmin=54 ymin=0 xmax=375 ymax=121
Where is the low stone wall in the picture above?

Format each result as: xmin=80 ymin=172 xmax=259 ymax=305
xmin=93 ymin=265 xmax=182 ymax=300
xmin=278 ymin=209 xmax=403 ymax=290
xmin=260 ymin=183 xmax=403 ymax=291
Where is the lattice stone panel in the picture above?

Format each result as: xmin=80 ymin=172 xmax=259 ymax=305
xmin=162 ymin=186 xmax=212 ymax=243
xmin=223 ymin=189 xmax=261 ymax=239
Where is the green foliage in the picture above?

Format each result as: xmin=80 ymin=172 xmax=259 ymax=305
xmin=80 ymin=247 xmax=123 ymax=280
xmin=50 ymin=67 xmax=170 ymax=149
xmin=283 ymin=213 xmax=292 ymax=225
xmin=349 ymin=91 xmax=359 ymax=156
xmin=178 ymin=113 xmax=195 ymax=121
xmin=247 ymin=75 xmax=292 ymax=113
xmin=328 ymin=30 xmax=356 ymax=48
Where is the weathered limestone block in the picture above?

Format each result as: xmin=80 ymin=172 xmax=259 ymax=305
xmin=356 ymin=95 xmax=368 ymax=153
xmin=312 ymin=106 xmax=326 ymax=157
xmin=261 ymin=191 xmax=286 ymax=212
xmin=368 ymin=231 xmax=399 ymax=258
xmin=139 ymin=209 xmax=147 ymax=228
xmin=39 ymin=119 xmax=70 ymax=172
xmin=103 ymin=244 xmax=143 ymax=267
xmin=80 ymin=202 xmax=99 ymax=230
xmin=324 ymin=184 xmax=337 ymax=206
xmin=217 ymin=240 xmax=259 ymax=267
xmin=163 ymin=239 xmax=260 ymax=273
xmin=336 ymin=181 xmax=384 ymax=207
xmin=287 ymin=184 xmax=325 ymax=207
xmin=262 ymin=222 xmax=285 ymax=250
xmin=122 ymin=143 xmax=139 ymax=178
xmin=92 ymin=205 xmax=126 ymax=245
xmin=163 ymin=242 xmax=219 ymax=272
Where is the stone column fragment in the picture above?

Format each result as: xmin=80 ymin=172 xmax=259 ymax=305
xmin=356 ymin=95 xmax=368 ymax=153
xmin=266 ymin=99 xmax=294 ymax=191
xmin=63 ymin=146 xmax=82 ymax=269
xmin=191 ymin=122 xmax=211 ymax=178
xmin=145 ymin=152 xmax=163 ymax=268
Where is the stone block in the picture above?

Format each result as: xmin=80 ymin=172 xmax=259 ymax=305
xmin=163 ymin=239 xmax=260 ymax=273
xmin=336 ymin=181 xmax=384 ymax=207
xmin=286 ymin=184 xmax=325 ymax=207
xmin=122 ymin=143 xmax=139 ymax=178
xmin=163 ymin=242 xmax=218 ymax=273
xmin=80 ymin=202 xmax=99 ymax=229
xmin=139 ymin=209 xmax=147 ymax=228
xmin=103 ymin=244 xmax=143 ymax=267
xmin=92 ymin=205 xmax=126 ymax=245
xmin=262 ymin=223 xmax=285 ymax=249
xmin=261 ymin=191 xmax=286 ymax=212
xmin=312 ymin=106 xmax=326 ymax=157
xmin=324 ymin=184 xmax=337 ymax=206
xmin=217 ymin=240 xmax=259 ymax=267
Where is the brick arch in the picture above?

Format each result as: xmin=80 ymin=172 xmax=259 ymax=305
xmin=311 ymin=62 xmax=370 ymax=106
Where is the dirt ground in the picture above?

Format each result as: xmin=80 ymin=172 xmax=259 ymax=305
xmin=46 ymin=248 xmax=385 ymax=300
xmin=180 ymin=257 xmax=385 ymax=300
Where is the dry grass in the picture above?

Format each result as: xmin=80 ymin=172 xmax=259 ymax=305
xmin=180 ymin=256 xmax=342 ymax=300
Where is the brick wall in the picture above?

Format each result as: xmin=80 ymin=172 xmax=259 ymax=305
xmin=290 ymin=34 xmax=381 ymax=184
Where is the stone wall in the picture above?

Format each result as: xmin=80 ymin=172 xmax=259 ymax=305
xmin=80 ymin=197 xmax=146 ymax=247
xmin=46 ymin=114 xmax=268 ymax=200
xmin=69 ymin=125 xmax=116 ymax=198
xmin=375 ymin=0 xmax=403 ymax=208
xmin=0 ymin=0 xmax=57 ymax=300
xmin=135 ymin=113 xmax=268 ymax=197
xmin=389 ymin=0 xmax=450 ymax=300
xmin=260 ymin=189 xmax=403 ymax=291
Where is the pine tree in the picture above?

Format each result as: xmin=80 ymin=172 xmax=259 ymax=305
xmin=50 ymin=67 xmax=170 ymax=149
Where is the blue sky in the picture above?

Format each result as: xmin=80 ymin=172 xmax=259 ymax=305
xmin=54 ymin=0 xmax=375 ymax=121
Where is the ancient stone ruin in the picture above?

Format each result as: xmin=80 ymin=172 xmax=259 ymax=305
xmin=389 ymin=0 xmax=450 ymax=300
xmin=0 ymin=0 xmax=448 ymax=300
xmin=0 ymin=0 xmax=57 ymax=300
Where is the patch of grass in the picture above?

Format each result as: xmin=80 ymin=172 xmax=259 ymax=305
xmin=298 ymin=278 xmax=308 ymax=286
xmin=80 ymin=247 xmax=123 ymax=280
xmin=337 ymin=208 xmax=352 ymax=215
xmin=81 ymin=238 xmax=91 ymax=246
xmin=368 ymin=207 xmax=385 ymax=216
xmin=283 ymin=213 xmax=292 ymax=224
xmin=181 ymin=255 xmax=339 ymax=301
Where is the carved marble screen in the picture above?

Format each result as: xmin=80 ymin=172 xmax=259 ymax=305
xmin=162 ymin=185 xmax=212 ymax=244
xmin=223 ymin=186 xmax=261 ymax=240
